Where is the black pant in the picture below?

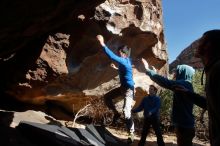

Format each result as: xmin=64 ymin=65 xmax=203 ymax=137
xmin=176 ymin=126 xmax=195 ymax=146
xmin=104 ymin=87 xmax=122 ymax=114
xmin=138 ymin=116 xmax=165 ymax=146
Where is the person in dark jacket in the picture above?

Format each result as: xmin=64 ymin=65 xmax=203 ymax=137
xmin=132 ymin=85 xmax=165 ymax=146
xmin=172 ymin=85 xmax=207 ymax=109
xmin=142 ymin=58 xmax=195 ymax=146
xmin=96 ymin=35 xmax=135 ymax=143
xmin=173 ymin=29 xmax=220 ymax=146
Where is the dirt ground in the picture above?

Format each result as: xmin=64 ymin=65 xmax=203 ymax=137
xmin=106 ymin=126 xmax=210 ymax=146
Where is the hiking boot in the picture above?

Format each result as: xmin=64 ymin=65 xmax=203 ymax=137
xmin=127 ymin=133 xmax=134 ymax=144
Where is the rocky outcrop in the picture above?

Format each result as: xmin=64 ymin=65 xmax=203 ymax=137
xmin=169 ymin=40 xmax=203 ymax=72
xmin=0 ymin=0 xmax=168 ymax=113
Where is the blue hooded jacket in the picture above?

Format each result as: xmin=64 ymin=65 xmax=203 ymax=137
xmin=102 ymin=46 xmax=134 ymax=89
xmin=146 ymin=64 xmax=195 ymax=128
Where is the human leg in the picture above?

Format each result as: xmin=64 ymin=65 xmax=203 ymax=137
xmin=103 ymin=87 xmax=122 ymax=123
xmin=138 ymin=118 xmax=151 ymax=146
xmin=152 ymin=117 xmax=165 ymax=146
xmin=123 ymin=88 xmax=135 ymax=143
xmin=176 ymin=126 xmax=195 ymax=146
xmin=123 ymin=88 xmax=135 ymax=133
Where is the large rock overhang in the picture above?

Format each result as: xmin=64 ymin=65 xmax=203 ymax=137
xmin=0 ymin=0 xmax=168 ymax=113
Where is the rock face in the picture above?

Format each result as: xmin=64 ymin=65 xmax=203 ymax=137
xmin=169 ymin=40 xmax=203 ymax=72
xmin=0 ymin=0 xmax=168 ymax=113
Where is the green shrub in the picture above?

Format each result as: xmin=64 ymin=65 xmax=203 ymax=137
xmin=192 ymin=70 xmax=209 ymax=140
xmin=158 ymin=89 xmax=173 ymax=132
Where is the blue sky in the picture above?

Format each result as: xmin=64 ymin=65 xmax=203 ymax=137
xmin=162 ymin=0 xmax=220 ymax=63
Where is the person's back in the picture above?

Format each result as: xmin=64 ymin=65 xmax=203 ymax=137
xmin=172 ymin=65 xmax=195 ymax=128
xmin=196 ymin=29 xmax=220 ymax=146
xmin=206 ymin=60 xmax=220 ymax=146
xmin=142 ymin=59 xmax=195 ymax=146
xmin=146 ymin=64 xmax=195 ymax=128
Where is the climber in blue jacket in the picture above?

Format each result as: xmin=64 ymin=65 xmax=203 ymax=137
xmin=96 ymin=35 xmax=135 ymax=143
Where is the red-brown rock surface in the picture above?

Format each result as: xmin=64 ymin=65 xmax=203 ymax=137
xmin=0 ymin=0 xmax=168 ymax=113
xmin=169 ymin=40 xmax=203 ymax=72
